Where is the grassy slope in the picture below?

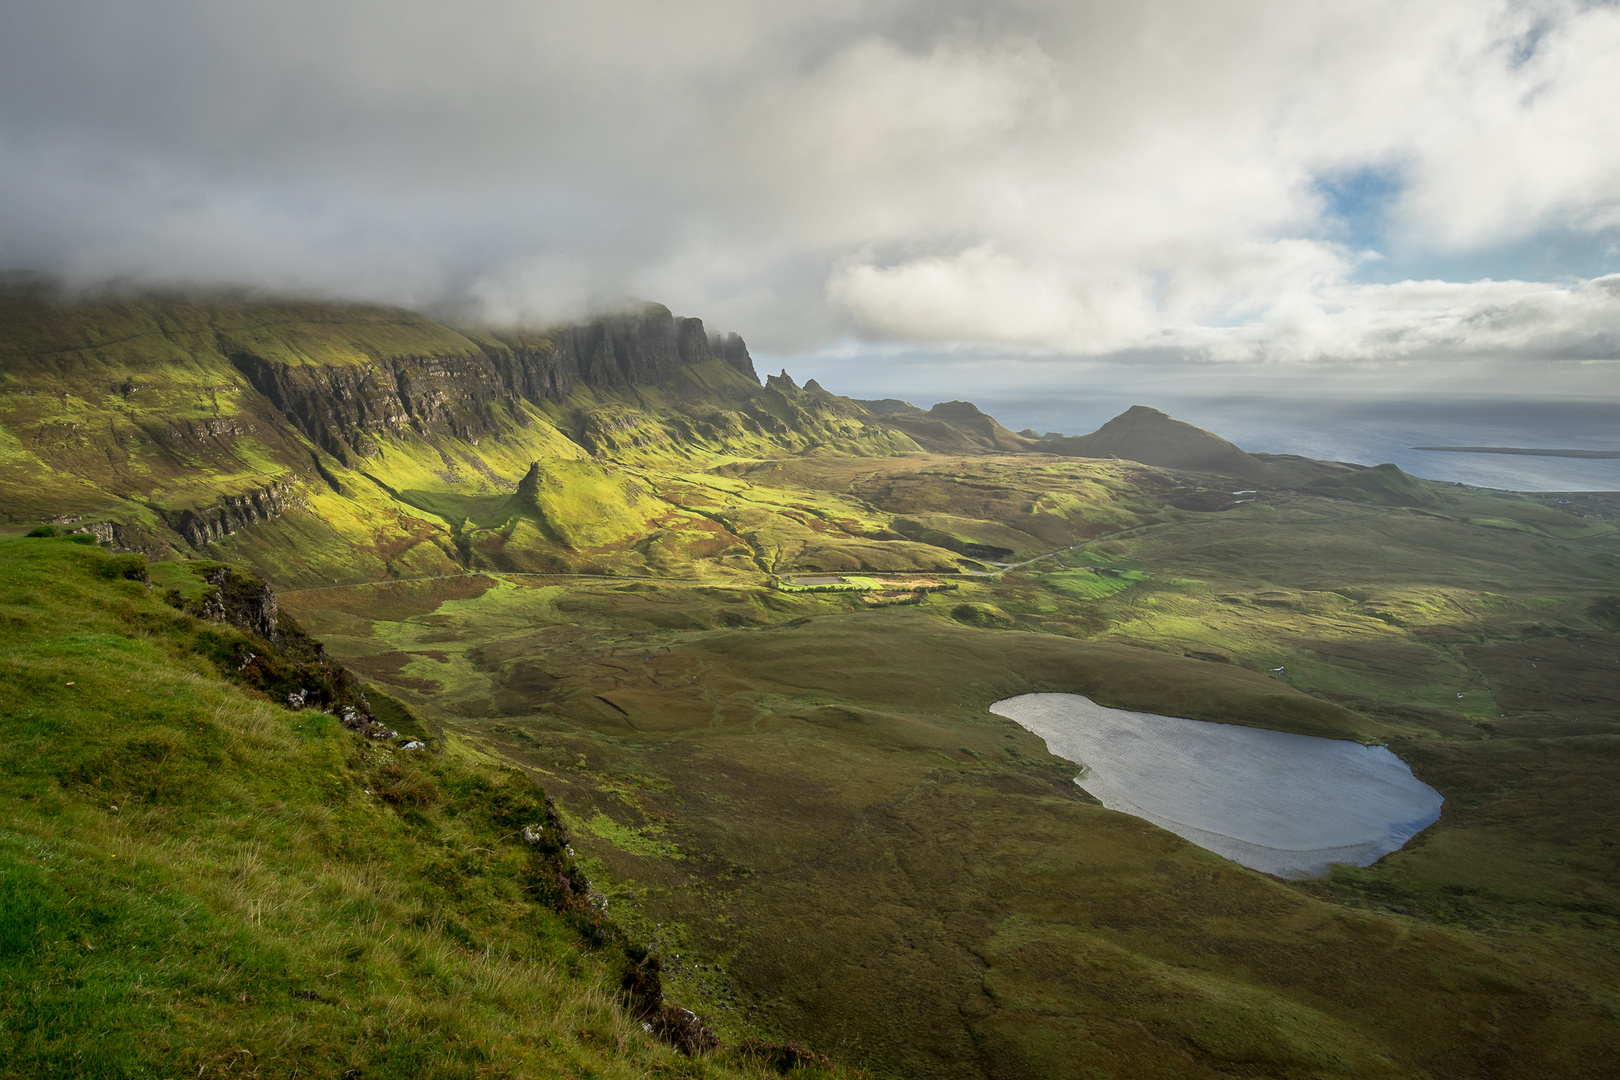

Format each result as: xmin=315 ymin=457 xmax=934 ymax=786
xmin=0 ymin=292 xmax=483 ymax=520
xmin=0 ymin=536 xmax=853 ymax=1080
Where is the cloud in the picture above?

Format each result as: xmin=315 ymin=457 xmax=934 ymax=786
xmin=0 ymin=0 xmax=1616 ymax=373
xmin=826 ymin=247 xmax=1156 ymax=351
xmin=1182 ymin=274 xmax=1620 ymax=362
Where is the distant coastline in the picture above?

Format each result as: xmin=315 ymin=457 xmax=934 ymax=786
xmin=1413 ymin=446 xmax=1620 ymax=459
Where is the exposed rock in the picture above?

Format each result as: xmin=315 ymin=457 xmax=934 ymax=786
xmin=158 ymin=479 xmax=304 ymax=548
xmin=648 ymin=1005 xmax=720 ymax=1056
xmin=44 ymin=517 xmax=174 ymax=557
xmin=714 ymin=331 xmax=758 ymax=382
xmin=173 ymin=562 xmax=378 ymax=728
xmin=621 ymin=945 xmax=720 ymax=1056
xmin=230 ymin=304 xmax=760 ymax=462
xmin=194 ymin=564 xmax=281 ymax=641
xmin=65 ymin=520 xmax=119 ymax=546
xmin=341 ymin=706 xmax=397 ymax=740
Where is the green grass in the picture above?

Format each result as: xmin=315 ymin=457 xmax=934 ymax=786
xmin=0 ymin=537 xmax=857 ymax=1079
xmin=1033 ymin=566 xmax=1148 ymax=600
xmin=283 ymin=568 xmax=1620 ymax=1078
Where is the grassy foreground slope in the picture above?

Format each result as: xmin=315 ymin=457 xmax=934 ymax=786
xmin=0 ymin=535 xmax=852 ymax=1079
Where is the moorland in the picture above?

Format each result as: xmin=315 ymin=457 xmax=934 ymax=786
xmin=2 ymin=284 xmax=1618 ymax=1078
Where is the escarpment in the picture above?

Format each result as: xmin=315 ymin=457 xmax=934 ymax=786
xmin=230 ymin=304 xmax=759 ymax=463
xmin=0 ymin=288 xmax=910 ymax=572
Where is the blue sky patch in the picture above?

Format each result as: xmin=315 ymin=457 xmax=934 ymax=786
xmin=1366 ymin=225 xmax=1620 ymax=285
xmin=1313 ymin=166 xmax=1404 ymax=252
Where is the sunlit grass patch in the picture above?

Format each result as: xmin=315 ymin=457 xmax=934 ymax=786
xmin=1037 ymin=566 xmax=1149 ymax=600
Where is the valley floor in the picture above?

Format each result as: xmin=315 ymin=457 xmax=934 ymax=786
xmin=262 ymin=460 xmax=1620 ymax=1080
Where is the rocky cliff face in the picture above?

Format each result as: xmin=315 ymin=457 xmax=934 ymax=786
xmin=230 ymin=305 xmax=758 ymax=464
xmin=158 ymin=480 xmax=306 ymax=547
xmin=714 ymin=331 xmax=758 ymax=382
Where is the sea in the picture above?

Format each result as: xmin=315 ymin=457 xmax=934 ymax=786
xmin=971 ymin=395 xmax=1620 ymax=493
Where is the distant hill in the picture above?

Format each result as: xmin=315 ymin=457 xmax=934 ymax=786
xmin=862 ymin=401 xmax=1456 ymax=512
xmin=1041 ymin=405 xmax=1266 ymax=477
xmin=1303 ymin=462 xmax=1446 ymax=508
xmin=854 ymin=398 xmax=1033 ymax=453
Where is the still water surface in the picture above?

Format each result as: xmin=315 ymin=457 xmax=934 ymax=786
xmin=991 ymin=693 xmax=1444 ymax=878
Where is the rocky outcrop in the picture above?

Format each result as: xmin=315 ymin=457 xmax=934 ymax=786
xmin=568 ymin=306 xmax=685 ymax=387
xmin=44 ymin=515 xmax=181 ymax=557
xmin=229 ymin=349 xmax=555 ymax=463
xmin=230 ymin=304 xmax=758 ymax=463
xmin=673 ymin=316 xmax=758 ymax=384
xmin=714 ymin=331 xmax=758 ymax=382
xmin=170 ymin=562 xmax=386 ymax=731
xmin=190 ymin=563 xmax=282 ymax=642
xmin=159 ymin=479 xmax=304 ymax=547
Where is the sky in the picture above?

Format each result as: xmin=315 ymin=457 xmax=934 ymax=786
xmin=3 ymin=0 xmax=1619 ymax=402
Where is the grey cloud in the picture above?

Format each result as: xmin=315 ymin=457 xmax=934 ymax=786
xmin=1 ymin=1 xmax=1617 ymax=369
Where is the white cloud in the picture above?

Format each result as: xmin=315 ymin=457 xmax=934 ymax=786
xmin=1394 ymin=1 xmax=1620 ymax=247
xmin=1 ymin=0 xmax=1617 ymax=376
xmin=1180 ymin=274 xmax=1620 ymax=362
xmin=827 ymin=246 xmax=1155 ymax=350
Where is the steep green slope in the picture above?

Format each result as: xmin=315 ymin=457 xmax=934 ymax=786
xmin=0 ymin=535 xmax=851 ymax=1079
